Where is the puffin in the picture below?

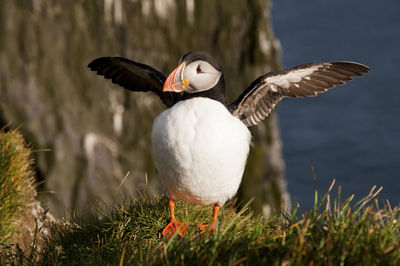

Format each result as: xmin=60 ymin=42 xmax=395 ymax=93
xmin=88 ymin=51 xmax=370 ymax=237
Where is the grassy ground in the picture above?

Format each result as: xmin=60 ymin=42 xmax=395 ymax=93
xmin=2 ymin=180 xmax=400 ymax=265
xmin=0 ymin=129 xmax=36 ymax=246
xmin=1 ymin=130 xmax=399 ymax=265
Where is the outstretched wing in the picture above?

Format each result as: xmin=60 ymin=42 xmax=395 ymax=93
xmin=88 ymin=57 xmax=181 ymax=107
xmin=229 ymin=62 xmax=370 ymax=127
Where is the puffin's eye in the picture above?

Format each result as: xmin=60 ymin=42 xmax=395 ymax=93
xmin=196 ymin=65 xmax=202 ymax=74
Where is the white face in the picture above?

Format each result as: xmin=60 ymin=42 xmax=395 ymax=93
xmin=182 ymin=60 xmax=222 ymax=93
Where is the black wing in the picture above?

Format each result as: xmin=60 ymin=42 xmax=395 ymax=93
xmin=229 ymin=62 xmax=370 ymax=127
xmin=88 ymin=57 xmax=181 ymax=107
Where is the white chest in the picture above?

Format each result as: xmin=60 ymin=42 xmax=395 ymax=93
xmin=151 ymin=97 xmax=251 ymax=206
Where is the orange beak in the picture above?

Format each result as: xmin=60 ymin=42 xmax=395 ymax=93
xmin=163 ymin=63 xmax=187 ymax=92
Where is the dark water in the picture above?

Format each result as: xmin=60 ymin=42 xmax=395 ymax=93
xmin=271 ymin=0 xmax=400 ymax=209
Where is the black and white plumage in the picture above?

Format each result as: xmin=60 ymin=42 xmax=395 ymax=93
xmin=229 ymin=62 xmax=369 ymax=126
xmin=89 ymin=53 xmax=369 ymax=126
xmin=88 ymin=51 xmax=369 ymax=236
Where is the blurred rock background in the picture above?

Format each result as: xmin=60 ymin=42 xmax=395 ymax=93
xmin=0 ymin=0 xmax=289 ymax=217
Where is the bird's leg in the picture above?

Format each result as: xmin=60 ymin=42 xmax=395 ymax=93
xmin=162 ymin=199 xmax=187 ymax=237
xmin=198 ymin=204 xmax=220 ymax=233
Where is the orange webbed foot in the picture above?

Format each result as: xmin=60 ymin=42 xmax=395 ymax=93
xmin=198 ymin=223 xmax=216 ymax=234
xmin=162 ymin=220 xmax=188 ymax=238
xmin=198 ymin=224 xmax=209 ymax=231
xmin=198 ymin=204 xmax=220 ymax=235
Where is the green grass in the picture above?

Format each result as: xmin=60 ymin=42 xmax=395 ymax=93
xmin=0 ymin=129 xmax=36 ymax=246
xmin=3 ymin=180 xmax=400 ymax=265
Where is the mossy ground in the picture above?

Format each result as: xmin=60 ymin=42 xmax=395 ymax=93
xmin=0 ymin=129 xmax=36 ymax=246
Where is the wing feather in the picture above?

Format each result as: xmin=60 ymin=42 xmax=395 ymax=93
xmin=229 ymin=61 xmax=370 ymax=127
xmin=88 ymin=57 xmax=181 ymax=107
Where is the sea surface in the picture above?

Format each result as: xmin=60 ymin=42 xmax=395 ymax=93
xmin=271 ymin=0 xmax=400 ymax=209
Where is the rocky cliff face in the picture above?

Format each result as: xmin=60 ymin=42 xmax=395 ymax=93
xmin=0 ymin=0 xmax=289 ymax=216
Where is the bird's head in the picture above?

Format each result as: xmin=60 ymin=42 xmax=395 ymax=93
xmin=163 ymin=51 xmax=225 ymax=102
